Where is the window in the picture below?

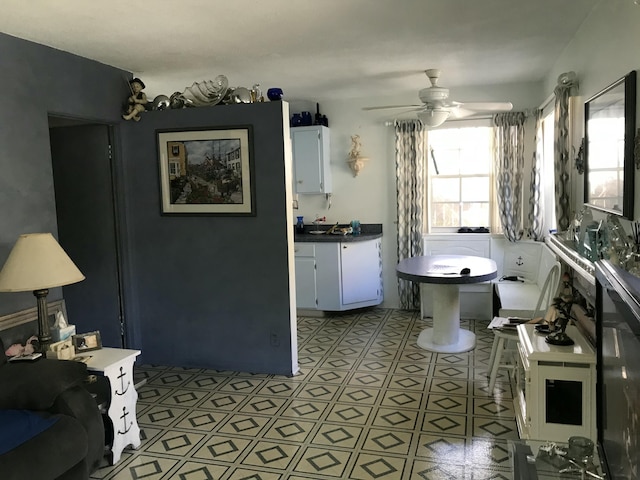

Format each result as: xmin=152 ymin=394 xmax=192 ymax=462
xmin=540 ymin=108 xmax=556 ymax=232
xmin=427 ymin=125 xmax=493 ymax=231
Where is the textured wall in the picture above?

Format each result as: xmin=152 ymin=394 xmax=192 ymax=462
xmin=0 ymin=32 xmax=129 ymax=316
xmin=118 ymin=102 xmax=297 ymax=374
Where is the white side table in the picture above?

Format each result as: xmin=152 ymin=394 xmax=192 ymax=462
xmin=514 ymin=324 xmax=596 ymax=442
xmin=77 ymin=347 xmax=141 ymax=465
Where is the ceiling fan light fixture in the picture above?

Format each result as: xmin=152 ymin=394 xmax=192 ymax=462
xmin=417 ymin=109 xmax=450 ymax=127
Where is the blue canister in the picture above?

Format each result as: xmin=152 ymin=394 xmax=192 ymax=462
xmin=301 ymin=111 xmax=312 ymax=126
xmin=267 ymin=88 xmax=284 ymax=101
xmin=291 ymin=113 xmax=303 ymax=127
xmin=296 ymin=216 xmax=304 ymax=234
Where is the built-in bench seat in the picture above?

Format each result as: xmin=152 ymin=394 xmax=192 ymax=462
xmin=494 ymin=241 xmax=561 ymax=318
xmin=421 ymin=235 xmax=560 ymax=320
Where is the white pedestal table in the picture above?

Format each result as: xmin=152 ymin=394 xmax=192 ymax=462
xmin=396 ymin=254 xmax=497 ymax=353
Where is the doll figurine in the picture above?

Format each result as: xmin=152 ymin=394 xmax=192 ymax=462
xmin=122 ymin=77 xmax=147 ymax=121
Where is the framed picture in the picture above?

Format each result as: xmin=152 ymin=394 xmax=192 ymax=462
xmin=72 ymin=331 xmax=102 ymax=352
xmin=157 ymin=127 xmax=255 ymax=215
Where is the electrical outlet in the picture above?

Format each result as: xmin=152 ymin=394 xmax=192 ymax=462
xmin=270 ymin=333 xmax=280 ymax=347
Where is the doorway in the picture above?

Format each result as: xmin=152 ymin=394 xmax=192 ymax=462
xmin=48 ymin=118 xmax=125 ymax=347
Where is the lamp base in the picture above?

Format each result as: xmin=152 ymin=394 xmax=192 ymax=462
xmin=545 ymin=331 xmax=575 ymax=346
xmin=34 ymin=289 xmax=52 ymax=354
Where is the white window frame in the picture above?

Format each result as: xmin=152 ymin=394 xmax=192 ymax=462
xmin=426 ymin=118 xmax=495 ymax=233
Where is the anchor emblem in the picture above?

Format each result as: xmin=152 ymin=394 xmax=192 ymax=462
xmin=117 ymin=406 xmax=132 ymax=435
xmin=516 ymin=256 xmax=524 ymax=266
xmin=115 ymin=366 xmax=130 ymax=396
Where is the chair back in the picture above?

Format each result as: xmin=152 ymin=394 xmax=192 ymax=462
xmin=531 ymin=262 xmax=561 ymax=319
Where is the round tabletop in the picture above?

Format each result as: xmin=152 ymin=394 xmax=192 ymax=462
xmin=396 ymin=255 xmax=497 ymax=285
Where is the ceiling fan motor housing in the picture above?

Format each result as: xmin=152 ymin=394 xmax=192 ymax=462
xmin=419 ymin=86 xmax=449 ymax=104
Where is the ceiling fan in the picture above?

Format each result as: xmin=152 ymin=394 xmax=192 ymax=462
xmin=363 ymin=69 xmax=513 ymax=127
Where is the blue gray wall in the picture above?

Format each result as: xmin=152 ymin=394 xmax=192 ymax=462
xmin=0 ymin=33 xmax=297 ymax=375
xmin=119 ymin=103 xmax=296 ymax=374
xmin=0 ymin=32 xmax=129 ymax=314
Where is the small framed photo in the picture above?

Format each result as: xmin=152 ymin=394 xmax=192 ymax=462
xmin=72 ymin=331 xmax=102 ymax=352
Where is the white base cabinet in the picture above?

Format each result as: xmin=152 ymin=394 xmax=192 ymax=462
xmin=514 ymin=324 xmax=596 ymax=442
xmin=294 ymin=238 xmax=383 ymax=311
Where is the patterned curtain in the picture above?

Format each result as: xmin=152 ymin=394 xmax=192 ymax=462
xmin=493 ymin=112 xmax=526 ymax=242
xmin=554 ymin=72 xmax=578 ymax=232
xmin=395 ymin=120 xmax=425 ymax=310
xmin=527 ymin=109 xmax=545 ymax=240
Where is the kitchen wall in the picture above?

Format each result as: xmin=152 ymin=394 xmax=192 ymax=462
xmin=289 ymin=1 xmax=639 ymax=309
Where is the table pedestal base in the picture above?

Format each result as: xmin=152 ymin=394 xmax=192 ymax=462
xmin=417 ymin=283 xmax=476 ymax=353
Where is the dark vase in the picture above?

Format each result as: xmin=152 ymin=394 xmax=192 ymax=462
xmin=291 ymin=113 xmax=303 ymax=127
xmin=267 ymin=88 xmax=284 ymax=101
xmin=301 ymin=111 xmax=312 ymax=126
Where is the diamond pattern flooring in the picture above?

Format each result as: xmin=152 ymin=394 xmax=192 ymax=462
xmin=90 ymin=308 xmax=517 ymax=480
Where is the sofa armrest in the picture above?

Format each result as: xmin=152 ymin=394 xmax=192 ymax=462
xmin=0 ymin=359 xmax=87 ymax=411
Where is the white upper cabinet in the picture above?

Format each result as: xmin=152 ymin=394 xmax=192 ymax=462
xmin=291 ymin=126 xmax=332 ymax=194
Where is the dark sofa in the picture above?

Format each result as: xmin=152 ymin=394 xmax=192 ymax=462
xmin=0 ymin=339 xmax=104 ymax=480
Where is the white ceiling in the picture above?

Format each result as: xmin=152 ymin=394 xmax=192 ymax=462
xmin=1 ymin=0 xmax=601 ymax=106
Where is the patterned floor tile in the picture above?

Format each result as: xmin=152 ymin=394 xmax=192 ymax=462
xmin=371 ymin=407 xmax=419 ymax=430
xmin=311 ymin=423 xmax=363 ymax=449
xmin=171 ymin=461 xmax=230 ymax=480
xmin=241 ymin=440 xmax=300 ymax=470
xmin=410 ymin=459 xmax=467 ymax=479
xmin=192 ymin=435 xmax=252 ymax=463
xmin=414 ymin=433 xmax=467 ymax=464
xmin=145 ymin=430 xmax=206 ymax=456
xmin=294 ymin=446 xmax=352 ymax=478
xmin=362 ymin=428 xmax=413 ymax=455
xmin=262 ymin=418 xmax=316 ymax=443
xmin=108 ymin=455 xmax=180 ymax=480
xmin=350 ymin=452 xmax=407 ymax=480
xmin=426 ymin=393 xmax=468 ymax=414
xmin=422 ymin=412 xmax=468 ymax=436
xmin=93 ymin=308 xmax=528 ymax=480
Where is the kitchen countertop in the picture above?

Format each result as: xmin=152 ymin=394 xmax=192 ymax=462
xmin=294 ymin=223 xmax=382 ymax=243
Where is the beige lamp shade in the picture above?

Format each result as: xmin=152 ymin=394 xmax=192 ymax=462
xmin=0 ymin=233 xmax=85 ymax=292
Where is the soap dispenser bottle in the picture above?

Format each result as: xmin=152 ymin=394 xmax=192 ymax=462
xmin=296 ymin=216 xmax=304 ymax=234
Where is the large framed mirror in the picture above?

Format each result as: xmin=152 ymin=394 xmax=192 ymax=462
xmin=584 ymin=70 xmax=636 ymax=219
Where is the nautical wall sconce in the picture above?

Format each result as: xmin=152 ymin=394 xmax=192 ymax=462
xmin=347 ymin=134 xmax=369 ymax=177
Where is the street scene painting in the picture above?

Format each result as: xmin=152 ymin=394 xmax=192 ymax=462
xmin=157 ymin=128 xmax=254 ymax=215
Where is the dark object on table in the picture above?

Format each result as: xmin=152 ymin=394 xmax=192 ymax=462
xmin=457 ymin=227 xmax=489 ymax=233
xmin=460 ymin=267 xmax=471 ymax=275
xmin=0 ymin=337 xmax=104 ymax=480
xmin=545 ymin=296 xmax=575 ymax=346
xmin=511 ymin=442 xmax=539 ymax=480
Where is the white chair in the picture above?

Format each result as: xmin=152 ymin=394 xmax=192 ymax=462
xmin=487 ymin=262 xmax=561 ymax=392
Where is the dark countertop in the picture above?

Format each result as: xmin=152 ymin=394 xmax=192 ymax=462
xmin=294 ymin=223 xmax=382 ymax=243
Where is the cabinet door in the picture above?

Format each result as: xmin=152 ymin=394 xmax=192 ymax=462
xmin=292 ymin=126 xmax=331 ymax=194
xmin=340 ymin=240 xmax=380 ymax=305
xmin=295 ymin=256 xmax=317 ymax=308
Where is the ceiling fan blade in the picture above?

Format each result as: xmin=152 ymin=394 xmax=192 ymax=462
xmin=457 ymin=101 xmax=514 ymax=112
xmin=362 ymin=104 xmax=422 ymax=111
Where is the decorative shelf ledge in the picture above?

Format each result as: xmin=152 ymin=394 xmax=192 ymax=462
xmin=546 ymin=234 xmax=595 ymax=285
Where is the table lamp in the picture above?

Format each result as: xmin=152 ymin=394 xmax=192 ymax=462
xmin=0 ymin=233 xmax=85 ymax=353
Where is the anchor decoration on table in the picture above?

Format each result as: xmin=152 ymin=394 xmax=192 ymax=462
xmin=516 ymin=256 xmax=524 ymax=266
xmin=117 ymin=406 xmax=132 ymax=435
xmin=114 ymin=366 xmax=130 ymax=396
